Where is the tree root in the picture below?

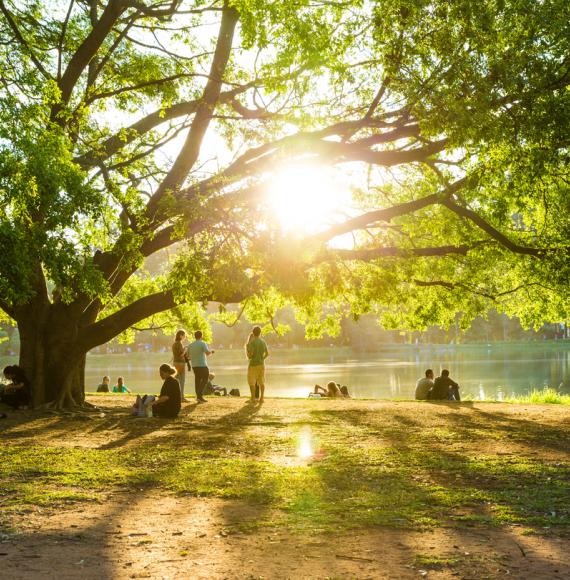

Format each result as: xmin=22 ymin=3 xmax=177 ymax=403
xmin=38 ymin=399 xmax=104 ymax=416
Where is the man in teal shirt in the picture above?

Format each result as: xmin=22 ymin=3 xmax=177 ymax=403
xmin=246 ymin=326 xmax=269 ymax=402
xmin=186 ymin=330 xmax=214 ymax=403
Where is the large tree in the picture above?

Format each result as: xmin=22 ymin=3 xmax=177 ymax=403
xmin=0 ymin=0 xmax=568 ymax=407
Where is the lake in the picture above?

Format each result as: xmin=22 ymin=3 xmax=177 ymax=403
xmin=80 ymin=343 xmax=570 ymax=399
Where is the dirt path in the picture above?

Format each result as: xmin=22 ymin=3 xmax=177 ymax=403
xmin=3 ymin=494 xmax=569 ymax=580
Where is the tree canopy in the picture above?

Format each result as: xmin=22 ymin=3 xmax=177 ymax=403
xmin=0 ymin=0 xmax=569 ymax=403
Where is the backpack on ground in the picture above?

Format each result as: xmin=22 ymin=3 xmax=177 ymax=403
xmin=229 ymin=388 xmax=240 ymax=397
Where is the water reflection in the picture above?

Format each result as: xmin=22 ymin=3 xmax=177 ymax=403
xmin=478 ymin=383 xmax=486 ymax=401
xmin=83 ymin=344 xmax=570 ymax=400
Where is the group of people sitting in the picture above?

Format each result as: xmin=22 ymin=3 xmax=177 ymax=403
xmin=0 ymin=365 xmax=31 ymax=414
xmin=96 ymin=375 xmax=131 ymax=393
xmin=415 ymin=368 xmax=461 ymax=401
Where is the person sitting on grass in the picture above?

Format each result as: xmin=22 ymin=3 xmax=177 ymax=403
xmin=112 ymin=376 xmax=131 ymax=393
xmin=415 ymin=369 xmax=434 ymax=400
xmin=151 ymin=364 xmax=182 ymax=418
xmin=1 ymin=365 xmax=31 ymax=409
xmin=429 ymin=369 xmax=461 ymax=401
xmin=313 ymin=382 xmax=344 ymax=398
xmin=96 ymin=375 xmax=110 ymax=393
xmin=203 ymin=373 xmax=227 ymax=397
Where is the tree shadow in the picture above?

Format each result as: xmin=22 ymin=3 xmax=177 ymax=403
xmin=2 ymin=400 xmax=569 ymax=578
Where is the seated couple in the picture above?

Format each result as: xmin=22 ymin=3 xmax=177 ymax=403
xmin=311 ymin=382 xmax=350 ymax=398
xmin=132 ymin=364 xmax=181 ymax=418
xmin=415 ymin=369 xmax=460 ymax=401
xmin=97 ymin=376 xmax=131 ymax=393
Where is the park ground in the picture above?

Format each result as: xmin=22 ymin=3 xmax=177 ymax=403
xmin=1 ymin=396 xmax=570 ymax=579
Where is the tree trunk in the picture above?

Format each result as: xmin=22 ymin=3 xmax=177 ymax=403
xmin=18 ymin=309 xmax=86 ymax=409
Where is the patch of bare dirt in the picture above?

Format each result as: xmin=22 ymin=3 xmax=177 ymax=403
xmin=2 ymin=495 xmax=569 ymax=579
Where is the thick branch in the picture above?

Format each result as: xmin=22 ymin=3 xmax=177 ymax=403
xmin=316 ymin=195 xmax=438 ymax=242
xmin=79 ymin=290 xmax=177 ymax=349
xmin=80 ymin=284 xmax=248 ymax=350
xmin=326 ymin=244 xmax=476 ymax=261
xmin=441 ymin=197 xmax=545 ymax=257
xmin=54 ymin=0 xmax=126 ymax=112
xmin=413 ymin=280 xmax=551 ymax=301
xmin=315 ymin=178 xmax=468 ymax=242
xmin=179 ymin=132 xmax=444 ymax=201
xmin=75 ymin=84 xmax=250 ymax=168
xmin=145 ymin=4 xmax=239 ymax=221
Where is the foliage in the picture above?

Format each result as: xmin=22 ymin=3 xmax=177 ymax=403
xmin=0 ymin=0 xmax=569 ymax=400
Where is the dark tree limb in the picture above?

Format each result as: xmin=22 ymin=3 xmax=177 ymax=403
xmin=315 ymin=195 xmax=437 ymax=243
xmin=441 ymin=197 xmax=546 ymax=257
xmin=79 ymin=290 xmax=178 ymax=350
xmin=74 ymin=84 xmax=251 ymax=168
xmin=326 ymin=244 xmax=477 ymax=261
xmin=145 ymin=4 xmax=240 ymax=222
xmin=314 ymin=178 xmax=468 ymax=242
xmin=413 ymin=280 xmax=554 ymax=301
xmin=55 ymin=0 xmax=127 ymax=111
xmin=80 ymin=283 xmax=248 ymax=350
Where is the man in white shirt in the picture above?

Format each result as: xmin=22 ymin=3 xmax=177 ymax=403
xmin=415 ymin=369 xmax=434 ymax=400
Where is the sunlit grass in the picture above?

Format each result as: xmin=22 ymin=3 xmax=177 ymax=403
xmin=1 ymin=443 xmax=569 ymax=531
xmin=1 ymin=399 xmax=570 ymax=535
xmin=503 ymin=387 xmax=570 ymax=405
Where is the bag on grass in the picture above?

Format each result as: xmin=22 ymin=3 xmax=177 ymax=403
xmin=229 ymin=389 xmax=240 ymax=397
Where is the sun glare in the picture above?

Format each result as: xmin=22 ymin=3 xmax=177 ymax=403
xmin=268 ymin=164 xmax=352 ymax=234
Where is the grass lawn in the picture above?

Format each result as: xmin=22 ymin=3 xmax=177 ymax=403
xmin=1 ymin=396 xmax=569 ymax=578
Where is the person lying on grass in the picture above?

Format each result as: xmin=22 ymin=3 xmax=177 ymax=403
xmin=312 ymin=382 xmax=350 ymax=398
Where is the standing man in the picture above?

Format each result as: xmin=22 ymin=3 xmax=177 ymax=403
xmin=430 ymin=369 xmax=461 ymax=401
xmin=415 ymin=369 xmax=434 ymax=400
xmin=246 ymin=326 xmax=269 ymax=402
xmin=187 ymin=330 xmax=214 ymax=403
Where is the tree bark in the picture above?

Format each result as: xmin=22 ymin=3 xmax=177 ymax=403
xmin=16 ymin=300 xmax=85 ymax=408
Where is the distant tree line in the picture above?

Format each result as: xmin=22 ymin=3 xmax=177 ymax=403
xmin=3 ymin=308 xmax=565 ymax=357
